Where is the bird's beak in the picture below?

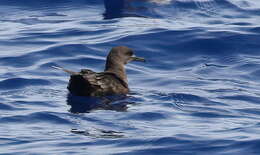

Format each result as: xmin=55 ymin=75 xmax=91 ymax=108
xmin=131 ymin=55 xmax=146 ymax=62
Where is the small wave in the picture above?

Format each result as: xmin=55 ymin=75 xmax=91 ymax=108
xmin=219 ymin=95 xmax=260 ymax=104
xmin=0 ymin=0 xmax=103 ymax=8
xmin=1 ymin=18 xmax=71 ymax=25
xmin=0 ymin=78 xmax=51 ymax=90
xmin=0 ymin=102 xmax=16 ymax=110
xmin=0 ymin=44 xmax=97 ymax=68
xmin=123 ymin=111 xmax=168 ymax=121
xmin=0 ymin=111 xmax=73 ymax=125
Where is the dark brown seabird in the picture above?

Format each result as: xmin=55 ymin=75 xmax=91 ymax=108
xmin=52 ymin=46 xmax=145 ymax=96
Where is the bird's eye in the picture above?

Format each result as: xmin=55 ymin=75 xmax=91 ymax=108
xmin=126 ymin=50 xmax=133 ymax=56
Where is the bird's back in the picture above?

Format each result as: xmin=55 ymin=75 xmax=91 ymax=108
xmin=68 ymin=69 xmax=129 ymax=96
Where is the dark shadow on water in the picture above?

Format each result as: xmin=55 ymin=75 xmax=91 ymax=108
xmin=71 ymin=128 xmax=125 ymax=138
xmin=103 ymin=0 xmax=148 ymax=19
xmin=66 ymin=93 xmax=133 ymax=113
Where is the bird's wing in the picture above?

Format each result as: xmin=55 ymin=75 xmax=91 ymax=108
xmin=68 ymin=71 xmax=128 ymax=96
xmin=82 ymin=72 xmax=113 ymax=90
xmin=85 ymin=72 xmax=128 ymax=95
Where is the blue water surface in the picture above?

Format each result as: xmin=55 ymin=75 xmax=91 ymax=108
xmin=1 ymin=0 xmax=260 ymax=154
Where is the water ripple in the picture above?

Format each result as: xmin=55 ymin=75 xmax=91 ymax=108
xmin=1 ymin=0 xmax=260 ymax=154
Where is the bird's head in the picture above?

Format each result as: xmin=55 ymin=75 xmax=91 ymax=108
xmin=106 ymin=46 xmax=145 ymax=66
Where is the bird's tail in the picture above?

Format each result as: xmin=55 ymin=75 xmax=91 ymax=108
xmin=51 ymin=66 xmax=78 ymax=75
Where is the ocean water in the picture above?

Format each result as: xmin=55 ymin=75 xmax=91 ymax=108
xmin=1 ymin=0 xmax=260 ymax=154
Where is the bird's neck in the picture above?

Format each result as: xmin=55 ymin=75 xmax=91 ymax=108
xmin=105 ymin=61 xmax=128 ymax=84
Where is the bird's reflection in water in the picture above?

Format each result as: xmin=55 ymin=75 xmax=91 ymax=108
xmin=67 ymin=94 xmax=133 ymax=113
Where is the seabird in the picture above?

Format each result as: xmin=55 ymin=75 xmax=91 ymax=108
xmin=52 ymin=46 xmax=145 ymax=96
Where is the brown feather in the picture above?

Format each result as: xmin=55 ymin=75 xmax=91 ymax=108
xmin=68 ymin=70 xmax=129 ymax=96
